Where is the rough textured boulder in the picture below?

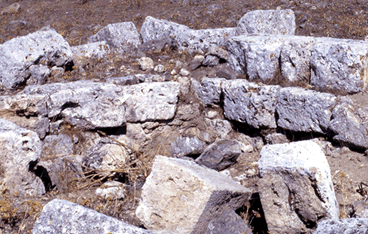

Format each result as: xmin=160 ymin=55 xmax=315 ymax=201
xmin=136 ymin=155 xmax=251 ymax=234
xmin=314 ymin=218 xmax=368 ymax=234
xmin=72 ymin=41 xmax=110 ymax=59
xmin=170 ymin=136 xmax=205 ymax=158
xmin=0 ymin=28 xmax=72 ymax=91
xmin=192 ymin=77 xmax=225 ymax=106
xmin=280 ymin=36 xmax=316 ymax=83
xmin=32 ymin=199 xmax=154 ymax=234
xmin=222 ymin=79 xmax=280 ymax=128
xmin=140 ymin=16 xmax=235 ymax=52
xmin=276 ymin=87 xmax=337 ymax=133
xmin=196 ymin=139 xmax=244 ymax=171
xmin=258 ymin=140 xmax=339 ymax=234
xmin=235 ymin=9 xmax=296 ymax=36
xmin=88 ymin=22 xmax=141 ymax=49
xmin=310 ymin=38 xmax=368 ymax=94
xmin=0 ymin=119 xmax=45 ymax=197
xmin=226 ymin=35 xmax=285 ymax=82
xmin=329 ymin=97 xmax=368 ymax=149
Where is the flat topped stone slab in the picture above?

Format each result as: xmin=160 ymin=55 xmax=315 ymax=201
xmin=258 ymin=140 xmax=338 ymax=234
xmin=32 ymin=199 xmax=153 ymax=234
xmin=136 ymin=155 xmax=251 ymax=234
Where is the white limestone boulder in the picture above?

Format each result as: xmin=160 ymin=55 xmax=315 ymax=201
xmin=258 ymin=140 xmax=339 ymax=234
xmin=0 ymin=119 xmax=45 ymax=197
xmin=310 ymin=38 xmax=368 ymax=94
xmin=136 ymin=155 xmax=251 ymax=233
xmin=276 ymin=87 xmax=337 ymax=133
xmin=88 ymin=22 xmax=141 ymax=50
xmin=222 ymin=79 xmax=280 ymax=128
xmin=235 ymin=9 xmax=296 ymax=36
xmin=0 ymin=28 xmax=72 ymax=91
xmin=32 ymin=199 xmax=153 ymax=234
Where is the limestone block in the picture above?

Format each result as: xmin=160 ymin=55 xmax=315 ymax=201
xmin=136 ymin=155 xmax=251 ymax=233
xmin=192 ymin=77 xmax=225 ymax=106
xmin=258 ymin=140 xmax=339 ymax=234
xmin=314 ymin=218 xmax=368 ymax=234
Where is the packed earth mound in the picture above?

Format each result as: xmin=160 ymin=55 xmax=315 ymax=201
xmin=0 ymin=1 xmax=368 ymax=234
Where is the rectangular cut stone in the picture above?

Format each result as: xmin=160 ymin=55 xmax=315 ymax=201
xmin=32 ymin=199 xmax=153 ymax=234
xmin=258 ymin=140 xmax=339 ymax=234
xmin=311 ymin=38 xmax=368 ymax=94
xmin=280 ymin=36 xmax=316 ymax=84
xmin=222 ymin=79 xmax=280 ymax=128
xmin=329 ymin=97 xmax=368 ymax=149
xmin=276 ymin=87 xmax=337 ymax=133
xmin=192 ymin=77 xmax=225 ymax=106
xmin=235 ymin=9 xmax=296 ymax=36
xmin=136 ymin=155 xmax=251 ymax=234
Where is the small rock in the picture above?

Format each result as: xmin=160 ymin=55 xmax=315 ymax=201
xmin=179 ymin=68 xmax=190 ymax=76
xmin=154 ymin=64 xmax=165 ymax=73
xmin=170 ymin=136 xmax=205 ymax=158
xmin=203 ymin=55 xmax=220 ymax=67
xmin=264 ymin=133 xmax=289 ymax=145
xmin=95 ymin=181 xmax=126 ymax=200
xmin=1 ymin=3 xmax=21 ymax=15
xmin=196 ymin=139 xmax=244 ymax=171
xmin=188 ymin=55 xmax=205 ymax=70
xmin=138 ymin=57 xmax=154 ymax=71
xmin=206 ymin=45 xmax=229 ymax=61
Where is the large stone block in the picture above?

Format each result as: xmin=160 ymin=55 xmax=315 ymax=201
xmin=236 ymin=9 xmax=296 ymax=36
xmin=310 ymin=38 xmax=368 ymax=94
xmin=0 ymin=28 xmax=72 ymax=91
xmin=329 ymin=97 xmax=368 ymax=149
xmin=136 ymin=155 xmax=251 ymax=233
xmin=258 ymin=140 xmax=339 ymax=234
xmin=276 ymin=87 xmax=337 ymax=133
xmin=192 ymin=77 xmax=225 ymax=106
xmin=223 ymin=79 xmax=280 ymax=128
xmin=88 ymin=22 xmax=141 ymax=49
xmin=0 ymin=119 xmax=45 ymax=197
xmin=314 ymin=218 xmax=368 ymax=234
xmin=32 ymin=199 xmax=153 ymax=234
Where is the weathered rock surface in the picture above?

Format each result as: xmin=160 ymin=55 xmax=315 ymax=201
xmin=196 ymin=139 xmax=244 ymax=171
xmin=136 ymin=155 xmax=251 ymax=234
xmin=264 ymin=133 xmax=289 ymax=145
xmin=314 ymin=218 xmax=368 ymax=234
xmin=258 ymin=140 xmax=339 ymax=234
xmin=140 ymin=16 xmax=235 ymax=52
xmin=95 ymin=181 xmax=126 ymax=200
xmin=32 ymin=199 xmax=154 ymax=234
xmin=0 ymin=119 xmax=45 ymax=197
xmin=204 ymin=207 xmax=252 ymax=234
xmin=170 ymin=136 xmax=204 ymax=158
xmin=72 ymin=41 xmax=110 ymax=59
xmin=192 ymin=77 xmax=225 ymax=106
xmin=0 ymin=28 xmax=72 ymax=91
xmin=329 ymin=97 xmax=368 ymax=149
xmin=276 ymin=87 xmax=337 ymax=133
xmin=235 ymin=9 xmax=296 ymax=36
xmin=351 ymin=201 xmax=368 ymax=218
xmin=223 ymin=80 xmax=280 ymax=128
xmin=310 ymin=38 xmax=368 ymax=94
xmin=88 ymin=22 xmax=141 ymax=49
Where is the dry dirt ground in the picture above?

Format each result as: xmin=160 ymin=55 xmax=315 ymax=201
xmin=0 ymin=0 xmax=368 ymax=233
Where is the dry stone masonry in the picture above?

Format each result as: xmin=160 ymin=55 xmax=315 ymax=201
xmin=0 ymin=7 xmax=367 ymax=234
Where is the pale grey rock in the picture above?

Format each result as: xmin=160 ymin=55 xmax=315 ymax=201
xmin=32 ymin=199 xmax=154 ymax=234
xmin=204 ymin=207 xmax=252 ymax=234
xmin=280 ymin=36 xmax=316 ymax=83
xmin=26 ymin=65 xmax=50 ymax=85
xmin=140 ymin=16 xmax=235 ymax=52
xmin=236 ymin=9 xmax=296 ymax=36
xmin=170 ymin=136 xmax=205 ymax=158
xmin=223 ymin=79 xmax=280 ymax=128
xmin=176 ymin=103 xmax=201 ymax=121
xmin=138 ymin=57 xmax=154 ymax=71
xmin=205 ymin=119 xmax=233 ymax=139
xmin=136 ymin=155 xmax=251 ymax=234
xmin=88 ymin=22 xmax=141 ymax=49
xmin=310 ymin=38 xmax=368 ymax=94
xmin=154 ymin=64 xmax=166 ymax=73
xmin=106 ymin=75 xmax=140 ymax=85
xmin=71 ymin=41 xmax=110 ymax=60
xmin=196 ymin=139 xmax=244 ymax=171
xmin=188 ymin=55 xmax=205 ymax=70
xmin=259 ymin=140 xmax=339 ymax=234
xmin=264 ymin=133 xmax=289 ymax=145
xmin=0 ymin=28 xmax=72 ymax=90
xmin=203 ymin=55 xmax=220 ymax=67
xmin=206 ymin=44 xmax=228 ymax=61
xmin=329 ymin=97 xmax=368 ymax=149
xmin=1 ymin=2 xmax=21 ymax=15
xmin=95 ymin=181 xmax=126 ymax=200
xmin=192 ymin=77 xmax=225 ymax=106
xmin=314 ymin=218 xmax=368 ymax=234
xmin=179 ymin=68 xmax=190 ymax=76
xmin=0 ymin=119 xmax=45 ymax=197
xmin=276 ymin=87 xmax=337 ymax=133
